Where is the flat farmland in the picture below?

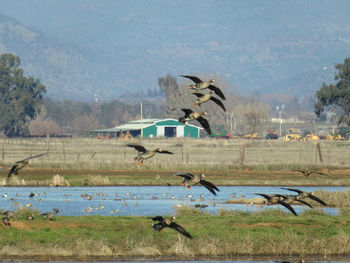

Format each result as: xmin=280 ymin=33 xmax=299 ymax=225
xmin=0 ymin=137 xmax=350 ymax=186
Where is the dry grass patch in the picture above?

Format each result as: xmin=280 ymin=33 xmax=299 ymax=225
xmin=9 ymin=221 xmax=96 ymax=230
xmin=70 ymin=238 xmax=113 ymax=256
xmin=83 ymin=175 xmax=110 ymax=185
xmin=314 ymin=189 xmax=350 ymax=207
xmin=6 ymin=176 xmax=26 ymax=186
xmin=49 ymin=174 xmax=70 ymax=187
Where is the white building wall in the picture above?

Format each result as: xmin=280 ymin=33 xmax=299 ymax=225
xmin=176 ymin=125 xmax=184 ymax=137
xmin=157 ymin=126 xmax=165 ymax=137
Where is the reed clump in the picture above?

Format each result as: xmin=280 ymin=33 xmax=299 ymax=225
xmin=173 ymin=205 xmax=210 ymax=217
xmin=49 ymin=174 xmax=70 ymax=187
xmin=14 ymin=207 xmax=41 ymax=219
xmin=313 ymin=189 xmax=350 ymax=208
xmin=83 ymin=175 xmax=110 ymax=185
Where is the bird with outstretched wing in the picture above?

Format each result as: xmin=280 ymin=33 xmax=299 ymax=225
xmin=148 ymin=215 xmax=192 ymax=239
xmin=1 ymin=153 xmax=47 ymax=178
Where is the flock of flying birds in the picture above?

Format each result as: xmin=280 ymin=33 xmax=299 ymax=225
xmin=0 ymin=75 xmax=328 ymax=239
xmin=173 ymin=75 xmax=227 ymax=135
xmin=126 ymin=142 xmax=328 ymax=237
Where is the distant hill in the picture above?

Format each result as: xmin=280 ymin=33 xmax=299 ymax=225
xmin=0 ymin=13 xmax=120 ymax=101
xmin=1 ymin=0 xmax=350 ymax=101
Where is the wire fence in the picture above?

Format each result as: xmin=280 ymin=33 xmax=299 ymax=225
xmin=0 ymin=137 xmax=350 ymax=169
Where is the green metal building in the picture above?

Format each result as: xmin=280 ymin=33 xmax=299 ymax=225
xmin=91 ymin=118 xmax=202 ymax=139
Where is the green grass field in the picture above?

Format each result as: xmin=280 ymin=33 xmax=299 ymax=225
xmin=0 ymin=207 xmax=350 ymax=260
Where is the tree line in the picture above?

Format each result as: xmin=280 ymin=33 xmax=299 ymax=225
xmin=1 ymin=52 xmax=350 ymax=137
xmin=29 ymin=98 xmax=165 ymax=136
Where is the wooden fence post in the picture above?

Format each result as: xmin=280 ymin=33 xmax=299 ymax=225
xmin=1 ymin=143 xmax=4 ymax=162
xmin=240 ymin=144 xmax=246 ymax=166
xmin=182 ymin=145 xmax=184 ymax=162
xmin=89 ymin=152 xmax=96 ymax=163
xmin=316 ymin=142 xmax=323 ymax=164
xmin=62 ymin=141 xmax=65 ymax=163
xmin=46 ymin=134 xmax=50 ymax=160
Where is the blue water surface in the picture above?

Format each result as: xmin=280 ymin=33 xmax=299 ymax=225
xmin=0 ymin=186 xmax=348 ymax=216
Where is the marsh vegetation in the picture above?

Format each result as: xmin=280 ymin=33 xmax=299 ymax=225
xmin=0 ymin=207 xmax=350 ymax=259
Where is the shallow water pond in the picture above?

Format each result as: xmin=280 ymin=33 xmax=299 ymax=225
xmin=0 ymin=186 xmax=348 ymax=216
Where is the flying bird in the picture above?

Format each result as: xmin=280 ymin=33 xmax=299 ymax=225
xmin=179 ymin=75 xmax=226 ymax=100
xmin=1 ymin=153 xmax=47 ymax=179
xmin=148 ymin=215 xmax=192 ymax=239
xmin=281 ymin=188 xmax=327 ymax=206
xmin=292 ymin=169 xmax=328 ymax=177
xmin=172 ymin=172 xmax=219 ymax=195
xmin=192 ymin=91 xmax=226 ymax=112
xmin=272 ymin=194 xmax=313 ymax=208
xmin=256 ymin=193 xmax=298 ymax=216
xmin=177 ymin=108 xmax=211 ymax=135
xmin=127 ymin=144 xmax=173 ymax=165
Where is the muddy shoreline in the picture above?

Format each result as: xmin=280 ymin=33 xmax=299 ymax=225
xmin=1 ymin=254 xmax=350 ymax=262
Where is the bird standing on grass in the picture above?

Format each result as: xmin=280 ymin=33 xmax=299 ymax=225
xmin=1 ymin=153 xmax=47 ymax=179
xmin=179 ymin=75 xmax=226 ymax=100
xmin=3 ymin=211 xmax=15 ymax=219
xmin=26 ymin=214 xmax=34 ymax=221
xmin=41 ymin=208 xmax=59 ymax=221
xmin=172 ymin=172 xmax=220 ymax=196
xmin=256 ymin=193 xmax=298 ymax=216
xmin=127 ymin=144 xmax=173 ymax=166
xmin=281 ymin=188 xmax=328 ymax=206
xmin=148 ymin=215 xmax=192 ymax=239
xmin=191 ymin=91 xmax=226 ymax=112
xmin=2 ymin=217 xmax=10 ymax=227
xmin=177 ymin=108 xmax=211 ymax=135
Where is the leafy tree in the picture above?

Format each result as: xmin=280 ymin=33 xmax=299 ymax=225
xmin=315 ymin=58 xmax=350 ymax=125
xmin=0 ymin=53 xmax=46 ymax=136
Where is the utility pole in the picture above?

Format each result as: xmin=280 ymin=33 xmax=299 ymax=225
xmin=279 ymin=111 xmax=282 ymax=138
xmin=140 ymin=101 xmax=143 ymax=138
xmin=140 ymin=101 xmax=143 ymax=122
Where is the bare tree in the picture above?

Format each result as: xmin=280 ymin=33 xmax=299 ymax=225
xmin=158 ymin=74 xmax=244 ymax=135
xmin=28 ymin=119 xmax=64 ymax=136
